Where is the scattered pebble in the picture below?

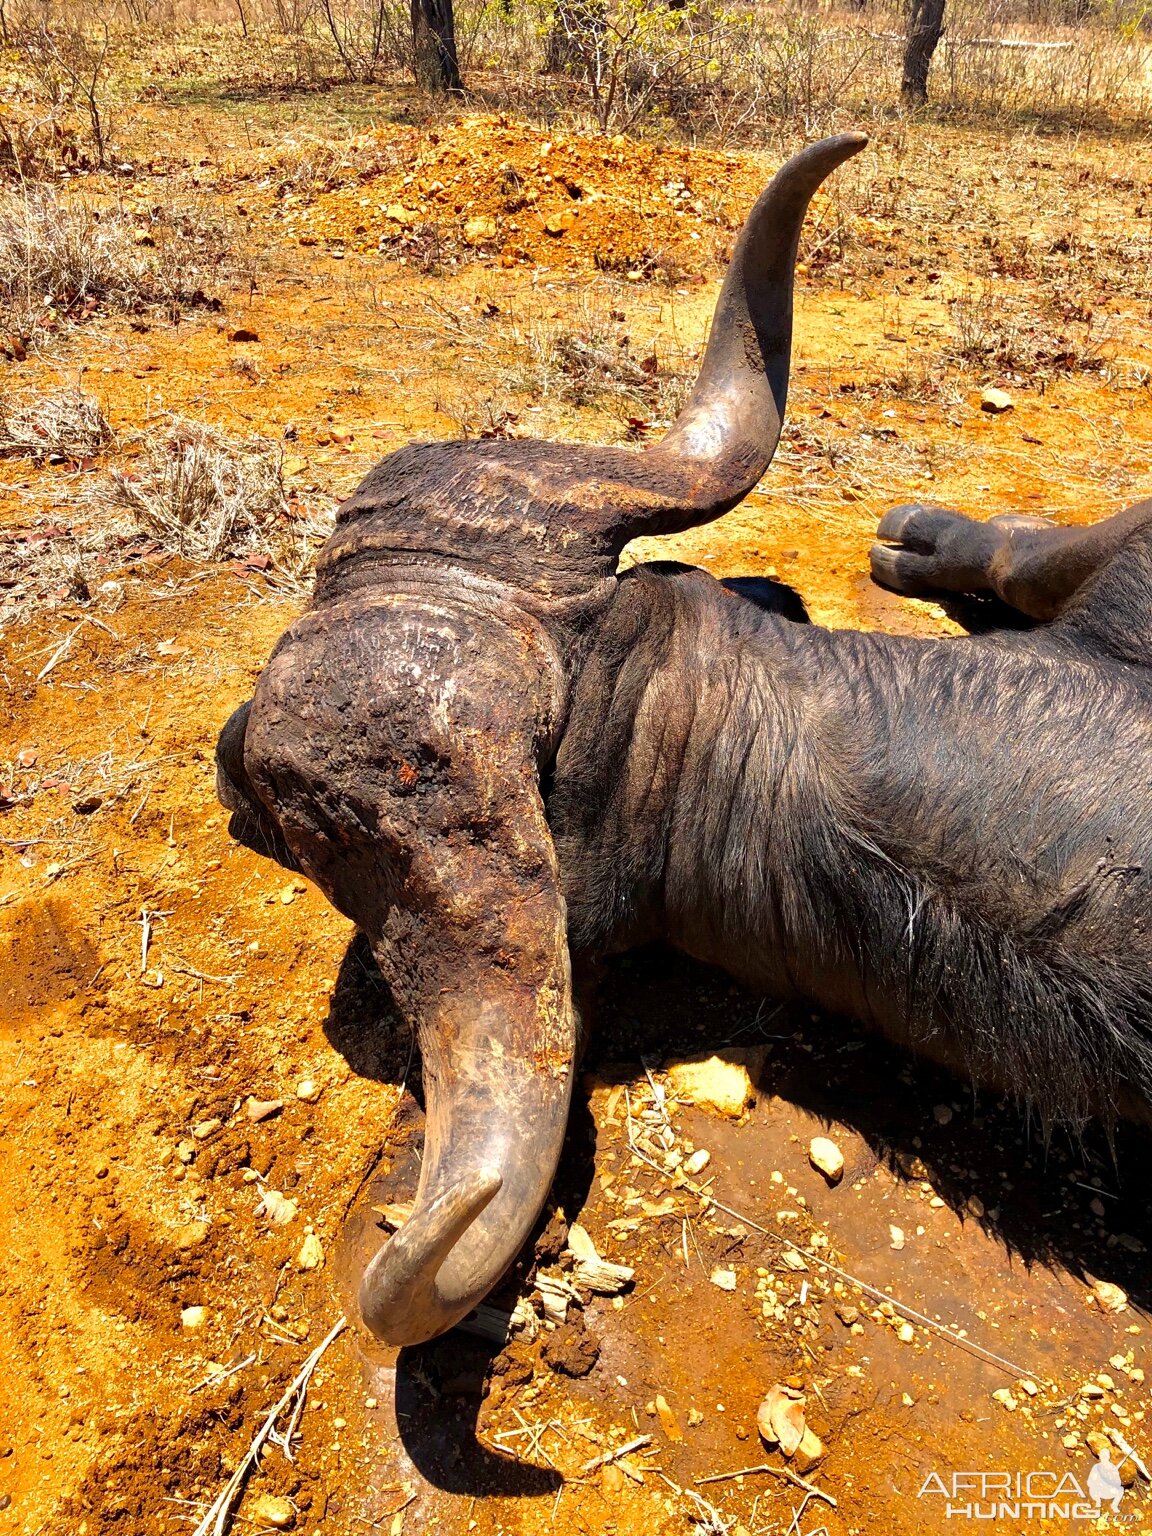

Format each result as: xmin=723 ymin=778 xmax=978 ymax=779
xmin=980 ymin=386 xmax=1015 ymax=413
xmin=683 ymin=1148 xmax=711 ymax=1176
xmin=808 ymin=1136 xmax=844 ymax=1183
xmin=248 ymin=1494 xmax=295 ymax=1530
xmin=1091 ymin=1279 xmax=1129 ymax=1313
xmin=192 ymin=1118 xmax=223 ymax=1141
xmin=655 ymin=1394 xmax=683 ymax=1442
xmin=464 ymin=214 xmax=498 ymax=244
xmin=709 ymin=1267 xmax=737 ymax=1292
xmin=181 ymin=1306 xmax=207 ymax=1329
xmin=992 ymin=1387 xmax=1018 ymax=1411
xmin=897 ymin=1321 xmax=915 ymax=1344
xmin=933 ymin=1104 xmax=953 ymax=1125
xmin=295 ymin=1079 xmax=322 ymax=1104
xmin=296 ymin=1232 xmax=323 ymax=1271
xmin=889 ymin=1225 xmax=905 ymax=1250
xmin=173 ymin=1220 xmax=210 ymax=1252
xmin=665 ymin=1048 xmax=767 ymax=1120
xmin=258 ymin=1188 xmax=299 ymax=1226
xmin=246 ymin=1096 xmax=284 ymax=1123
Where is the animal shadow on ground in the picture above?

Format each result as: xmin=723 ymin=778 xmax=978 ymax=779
xmin=323 ymin=931 xmax=1152 ymax=1494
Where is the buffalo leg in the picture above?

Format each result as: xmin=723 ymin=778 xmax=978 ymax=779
xmin=871 ymin=498 xmax=1152 ymax=622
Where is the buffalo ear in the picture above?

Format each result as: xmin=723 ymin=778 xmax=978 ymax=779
xmin=215 ymin=698 xmax=302 ymax=872
xmin=215 ymin=700 xmax=253 ymax=814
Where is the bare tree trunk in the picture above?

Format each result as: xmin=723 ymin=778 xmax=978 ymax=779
xmin=410 ymin=0 xmax=463 ymax=92
xmin=901 ymin=0 xmax=945 ymax=104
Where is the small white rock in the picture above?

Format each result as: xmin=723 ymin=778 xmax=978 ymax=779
xmin=709 ymin=1267 xmax=738 ymax=1292
xmin=295 ymin=1079 xmax=321 ymax=1103
xmin=296 ymin=1232 xmax=323 ymax=1271
xmin=248 ymin=1494 xmax=295 ymax=1530
xmin=889 ymin=1224 xmax=905 ymax=1250
xmin=258 ymin=1188 xmax=299 ymax=1226
xmin=181 ymin=1305 xmax=208 ymax=1329
xmin=665 ymin=1048 xmax=767 ymax=1120
xmin=684 ymin=1148 xmax=711 ymax=1176
xmin=933 ymin=1104 xmax=953 ymax=1125
xmin=980 ymin=386 xmax=1015 ymax=414
xmin=246 ymin=1096 xmax=284 ymax=1123
xmin=808 ymin=1136 xmax=844 ymax=1183
xmin=1091 ymin=1279 xmax=1129 ymax=1314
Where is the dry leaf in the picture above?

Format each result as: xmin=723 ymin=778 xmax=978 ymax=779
xmin=757 ymin=1384 xmax=807 ymax=1457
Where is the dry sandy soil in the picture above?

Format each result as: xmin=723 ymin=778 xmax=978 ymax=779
xmin=4 ymin=90 xmax=1152 ymax=1536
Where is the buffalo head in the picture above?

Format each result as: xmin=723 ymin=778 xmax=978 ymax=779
xmin=214 ymin=133 xmax=867 ymax=1346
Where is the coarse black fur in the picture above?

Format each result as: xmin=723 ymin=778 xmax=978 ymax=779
xmin=547 ymin=535 xmax=1152 ymax=1134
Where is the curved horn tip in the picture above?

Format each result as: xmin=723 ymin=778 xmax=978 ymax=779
xmin=791 ymin=130 xmax=869 ymax=175
xmin=358 ymin=1166 xmax=504 ymax=1347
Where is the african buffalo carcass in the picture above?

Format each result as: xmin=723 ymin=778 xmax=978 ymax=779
xmin=215 ymin=132 xmax=1152 ymax=1348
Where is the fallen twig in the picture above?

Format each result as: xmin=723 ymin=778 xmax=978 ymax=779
xmin=697 ymin=1462 xmax=837 ymax=1506
xmin=192 ymin=1353 xmax=256 ymax=1394
xmin=36 ymin=620 xmax=86 ymax=682
xmin=1111 ymin=1428 xmax=1151 ymax=1482
xmin=191 ymin=1315 xmax=347 ymax=1536
xmin=579 ymin=1434 xmax=652 ymax=1475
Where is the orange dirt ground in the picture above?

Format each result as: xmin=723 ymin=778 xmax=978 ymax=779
xmin=4 ymin=105 xmax=1152 ymax=1536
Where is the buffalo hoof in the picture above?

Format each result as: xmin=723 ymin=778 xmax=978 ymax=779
xmin=870 ymin=503 xmax=1054 ymax=599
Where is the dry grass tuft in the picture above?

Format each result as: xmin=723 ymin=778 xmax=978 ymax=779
xmin=89 ymin=417 xmax=333 ymax=578
xmin=0 ymin=385 xmax=114 ymax=460
xmin=948 ymin=284 xmax=1113 ymax=380
xmin=92 ymin=418 xmax=289 ymax=561
xmin=0 ymin=106 xmax=92 ymax=181
xmin=517 ymin=305 xmax=694 ymax=425
xmin=0 ymin=187 xmax=234 ymax=348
